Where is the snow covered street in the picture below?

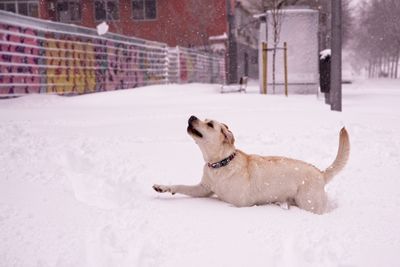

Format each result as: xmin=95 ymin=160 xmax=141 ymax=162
xmin=1 ymin=79 xmax=400 ymax=266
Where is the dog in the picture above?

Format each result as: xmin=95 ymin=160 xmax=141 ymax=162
xmin=153 ymin=116 xmax=350 ymax=214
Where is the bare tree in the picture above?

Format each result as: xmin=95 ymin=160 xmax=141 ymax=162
xmin=247 ymin=0 xmax=354 ymax=92
xmin=245 ymin=0 xmax=287 ymax=93
xmin=352 ymin=0 xmax=400 ymax=78
xmin=267 ymin=0 xmax=285 ymax=94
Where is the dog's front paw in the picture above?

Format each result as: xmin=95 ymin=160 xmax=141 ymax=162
xmin=153 ymin=184 xmax=175 ymax=195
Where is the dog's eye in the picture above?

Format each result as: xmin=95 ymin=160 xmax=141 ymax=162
xmin=207 ymin=122 xmax=214 ymax=128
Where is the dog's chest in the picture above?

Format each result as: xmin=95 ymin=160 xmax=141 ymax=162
xmin=206 ymin=170 xmax=252 ymax=206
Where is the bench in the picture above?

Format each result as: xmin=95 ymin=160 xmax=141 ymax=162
xmin=220 ymin=76 xmax=248 ymax=94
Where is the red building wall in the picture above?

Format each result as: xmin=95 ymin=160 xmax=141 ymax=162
xmin=41 ymin=0 xmax=229 ymax=47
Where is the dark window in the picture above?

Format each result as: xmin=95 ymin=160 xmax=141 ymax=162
xmin=0 ymin=1 xmax=38 ymax=17
xmin=69 ymin=1 xmax=80 ymax=20
xmin=28 ymin=3 xmax=38 ymax=17
xmin=95 ymin=0 xmax=119 ymax=21
xmin=320 ymin=13 xmax=327 ymax=24
xmin=6 ymin=3 xmax=16 ymax=12
xmin=144 ymin=0 xmax=156 ymax=19
xmin=57 ymin=1 xmax=81 ymax=22
xmin=95 ymin=1 xmax=106 ymax=20
xmin=132 ymin=0 xmax=144 ymax=19
xmin=132 ymin=0 xmax=156 ymax=20
xmin=107 ymin=0 xmax=119 ymax=19
xmin=18 ymin=3 xmax=28 ymax=16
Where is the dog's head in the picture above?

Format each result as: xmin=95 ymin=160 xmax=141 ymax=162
xmin=187 ymin=115 xmax=235 ymax=162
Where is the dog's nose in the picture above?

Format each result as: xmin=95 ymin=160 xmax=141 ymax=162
xmin=188 ymin=115 xmax=198 ymax=124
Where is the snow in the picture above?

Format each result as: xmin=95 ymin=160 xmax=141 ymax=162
xmin=209 ymin=32 xmax=228 ymax=41
xmin=96 ymin=21 xmax=109 ymax=36
xmin=320 ymin=49 xmax=331 ymax=60
xmin=1 ymin=79 xmax=400 ymax=266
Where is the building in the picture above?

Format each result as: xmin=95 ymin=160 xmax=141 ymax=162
xmin=0 ymin=0 xmax=259 ymax=83
xmin=268 ymin=7 xmax=319 ymax=94
xmin=231 ymin=1 xmax=259 ymax=82
xmin=256 ymin=6 xmax=320 ymax=94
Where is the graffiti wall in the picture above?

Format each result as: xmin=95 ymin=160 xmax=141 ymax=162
xmin=0 ymin=12 xmax=168 ymax=95
xmin=0 ymin=11 xmax=225 ymax=95
xmin=0 ymin=25 xmax=42 ymax=94
xmin=177 ymin=47 xmax=225 ymax=84
xmin=45 ymin=35 xmax=97 ymax=94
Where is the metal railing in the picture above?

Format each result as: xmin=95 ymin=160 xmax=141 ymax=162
xmin=168 ymin=47 xmax=225 ymax=84
xmin=0 ymin=11 xmax=225 ymax=96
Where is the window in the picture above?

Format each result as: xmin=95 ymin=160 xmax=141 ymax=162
xmin=28 ymin=2 xmax=38 ymax=17
xmin=132 ymin=0 xmax=156 ymax=20
xmin=0 ymin=0 xmax=38 ymax=17
xmin=18 ymin=2 xmax=28 ymax=15
xmin=95 ymin=0 xmax=119 ymax=21
xmin=320 ymin=13 xmax=327 ymax=25
xmin=57 ymin=0 xmax=81 ymax=22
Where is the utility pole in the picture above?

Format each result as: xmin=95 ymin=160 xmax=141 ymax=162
xmin=226 ymin=0 xmax=238 ymax=84
xmin=330 ymin=0 xmax=342 ymax=111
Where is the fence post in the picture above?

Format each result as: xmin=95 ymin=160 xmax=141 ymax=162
xmin=165 ymin=46 xmax=169 ymax=84
xmin=196 ymin=53 xmax=199 ymax=82
xmin=177 ymin=46 xmax=181 ymax=84
xmin=209 ymin=54 xmax=213 ymax=83
xmin=284 ymin=42 xmax=288 ymax=97
xmin=262 ymin=42 xmax=268 ymax=94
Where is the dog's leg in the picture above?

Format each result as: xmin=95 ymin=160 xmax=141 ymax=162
xmin=153 ymin=183 xmax=213 ymax=197
xmin=294 ymin=186 xmax=327 ymax=214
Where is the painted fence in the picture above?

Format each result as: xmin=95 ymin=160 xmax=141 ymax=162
xmin=168 ymin=47 xmax=226 ymax=84
xmin=0 ymin=11 xmax=225 ymax=96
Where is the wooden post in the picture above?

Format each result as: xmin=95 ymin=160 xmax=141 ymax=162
xmin=262 ymin=42 xmax=268 ymax=94
xmin=283 ymin=42 xmax=288 ymax=97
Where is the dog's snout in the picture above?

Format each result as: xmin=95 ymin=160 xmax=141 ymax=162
xmin=188 ymin=115 xmax=198 ymax=124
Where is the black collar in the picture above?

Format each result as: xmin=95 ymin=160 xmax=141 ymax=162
xmin=207 ymin=151 xmax=236 ymax=169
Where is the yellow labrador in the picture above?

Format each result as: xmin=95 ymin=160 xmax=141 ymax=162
xmin=153 ymin=116 xmax=350 ymax=214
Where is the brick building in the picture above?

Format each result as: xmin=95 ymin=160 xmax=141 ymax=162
xmin=0 ymin=0 xmax=259 ymax=83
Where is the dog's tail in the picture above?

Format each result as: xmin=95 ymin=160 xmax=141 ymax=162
xmin=323 ymin=127 xmax=350 ymax=184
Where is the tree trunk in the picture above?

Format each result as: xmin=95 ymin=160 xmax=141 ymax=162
xmin=385 ymin=54 xmax=389 ymax=77
xmin=368 ymin=59 xmax=372 ymax=78
xmin=386 ymin=54 xmax=391 ymax=77
xmin=370 ymin=60 xmax=373 ymax=78
xmin=372 ymin=59 xmax=376 ymax=78
xmin=390 ymin=54 xmax=395 ymax=78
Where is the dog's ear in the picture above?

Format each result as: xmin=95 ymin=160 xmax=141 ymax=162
xmin=221 ymin=124 xmax=235 ymax=145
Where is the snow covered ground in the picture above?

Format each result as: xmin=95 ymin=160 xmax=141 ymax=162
xmin=1 ymin=79 xmax=400 ymax=266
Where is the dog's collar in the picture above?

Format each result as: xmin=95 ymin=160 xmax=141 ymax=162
xmin=207 ymin=151 xmax=236 ymax=169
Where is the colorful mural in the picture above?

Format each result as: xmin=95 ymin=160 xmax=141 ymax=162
xmin=178 ymin=48 xmax=225 ymax=84
xmin=0 ymin=14 xmax=224 ymax=96
xmin=0 ymin=24 xmax=41 ymax=94
xmin=45 ymin=34 xmax=97 ymax=94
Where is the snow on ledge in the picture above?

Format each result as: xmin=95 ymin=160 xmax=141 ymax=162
xmin=320 ymin=49 xmax=331 ymax=60
xmin=209 ymin=32 xmax=228 ymax=41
